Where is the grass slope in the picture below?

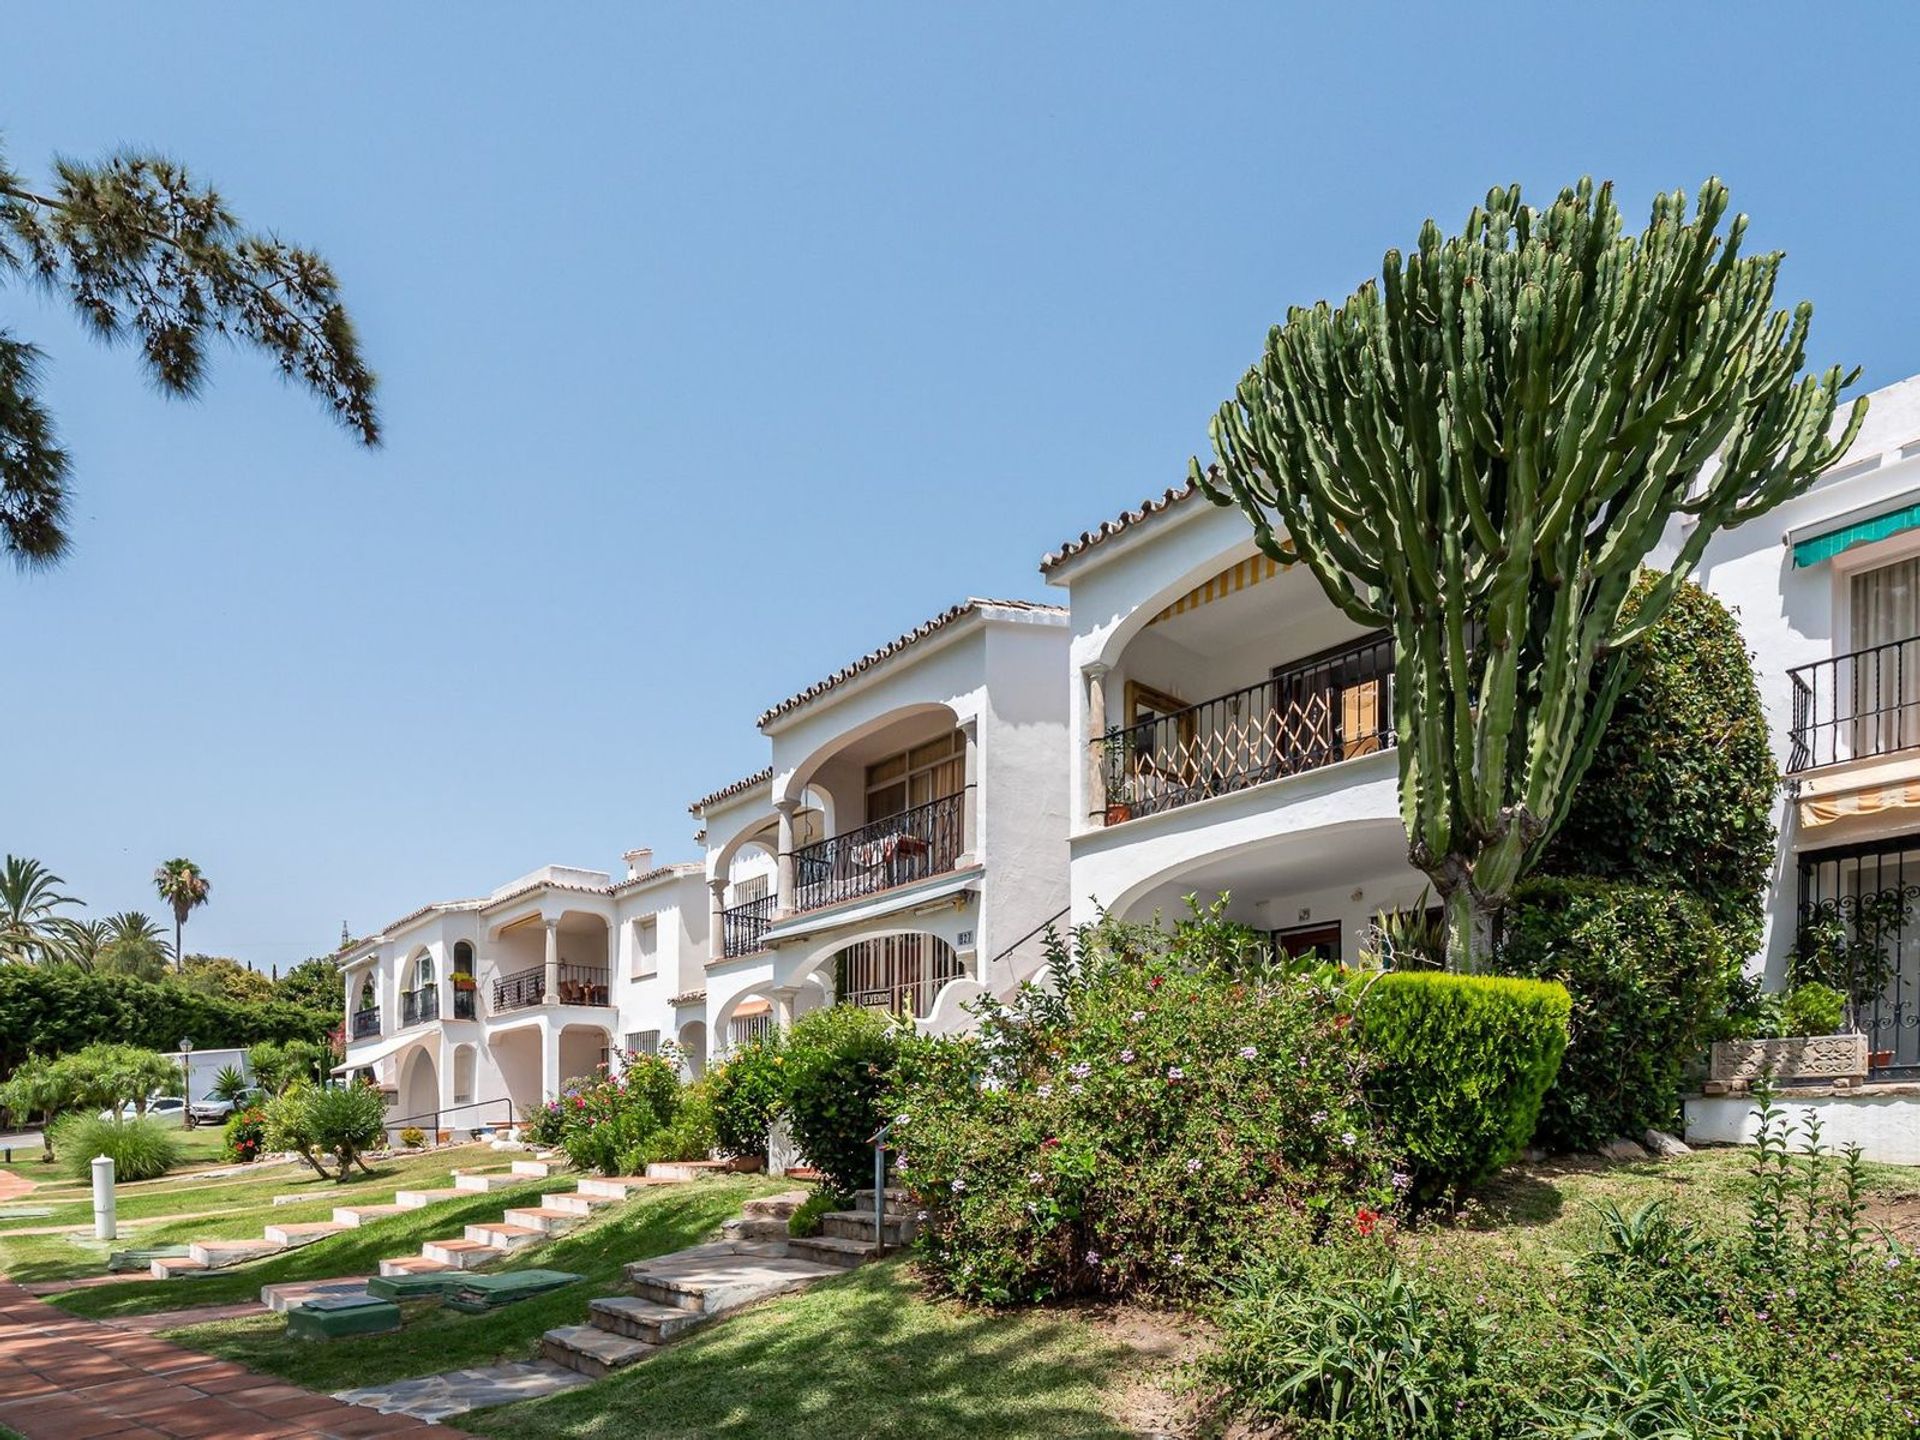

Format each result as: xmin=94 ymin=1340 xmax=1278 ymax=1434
xmin=154 ymin=1176 xmax=786 ymax=1392
xmin=457 ymin=1259 xmax=1136 ymax=1440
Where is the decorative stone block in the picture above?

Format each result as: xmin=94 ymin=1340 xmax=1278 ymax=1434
xmin=1708 ymin=1033 xmax=1868 ymax=1086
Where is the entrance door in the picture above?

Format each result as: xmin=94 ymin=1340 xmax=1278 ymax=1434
xmin=1271 ymin=922 xmax=1342 ymax=966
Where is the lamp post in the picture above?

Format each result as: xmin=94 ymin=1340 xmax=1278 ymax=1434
xmin=179 ymin=1037 xmax=195 ymax=1128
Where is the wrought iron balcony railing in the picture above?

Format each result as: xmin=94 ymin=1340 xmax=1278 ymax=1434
xmin=1101 ymin=631 xmax=1395 ymax=822
xmin=452 ymin=987 xmax=477 ymax=1020
xmin=491 ymin=963 xmax=612 ymax=1012
xmin=493 ymin=966 xmax=544 ymax=1012
xmin=722 ymin=893 xmax=778 ymax=958
xmin=350 ymin=1007 xmax=381 ymax=1040
xmin=1788 ymin=636 xmax=1920 ymax=773
xmin=792 ymin=791 xmax=964 ymax=913
xmin=400 ymin=986 xmax=440 ymax=1027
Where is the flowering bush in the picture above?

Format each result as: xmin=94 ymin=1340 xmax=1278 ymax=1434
xmin=708 ymin=1030 xmax=788 ymax=1160
xmin=784 ymin=1005 xmax=903 ymax=1195
xmin=890 ymin=910 xmax=1397 ymax=1303
xmin=222 ymin=1104 xmax=266 ymax=1163
xmin=552 ymin=1050 xmax=684 ymax=1175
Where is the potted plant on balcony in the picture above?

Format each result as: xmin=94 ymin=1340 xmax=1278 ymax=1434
xmin=1103 ymin=739 xmax=1135 ymax=826
xmin=450 ymin=970 xmax=477 ymax=993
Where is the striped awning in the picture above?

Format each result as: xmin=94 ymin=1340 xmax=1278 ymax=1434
xmin=1149 ymin=554 xmax=1286 ymax=626
xmin=1796 ymin=753 xmax=1920 ymax=829
xmin=1791 ymin=497 xmax=1920 ymax=568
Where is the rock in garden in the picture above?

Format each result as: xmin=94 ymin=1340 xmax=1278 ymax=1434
xmin=1640 ymin=1128 xmax=1692 ymax=1157
xmin=1597 ymin=1136 xmax=1650 ymax=1162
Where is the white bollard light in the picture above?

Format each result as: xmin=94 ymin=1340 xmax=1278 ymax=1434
xmin=92 ymin=1153 xmax=116 ymax=1240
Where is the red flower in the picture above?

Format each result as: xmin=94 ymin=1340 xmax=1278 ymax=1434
xmin=1148 ymin=975 xmax=1165 ymax=991
xmin=1333 ymin=1014 xmax=1353 ymax=1031
xmin=1355 ymin=1206 xmax=1379 ymax=1237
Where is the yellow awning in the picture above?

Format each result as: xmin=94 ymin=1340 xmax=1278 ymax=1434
xmin=1148 ymin=554 xmax=1285 ymax=626
xmin=1797 ymin=753 xmax=1920 ymax=829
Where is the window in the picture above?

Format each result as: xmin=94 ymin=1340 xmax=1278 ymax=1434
xmin=632 ymin=917 xmax=658 ymax=979
xmin=452 ymin=941 xmax=474 ymax=974
xmin=1849 ymin=557 xmax=1920 ymax=757
xmin=625 ymin=1029 xmax=660 ymax=1056
xmin=412 ymin=955 xmax=435 ymax=991
xmin=734 ymin=875 xmax=769 ymax=903
xmin=865 ymin=731 xmax=964 ymax=821
xmin=729 ymin=1000 xmax=774 ymax=1051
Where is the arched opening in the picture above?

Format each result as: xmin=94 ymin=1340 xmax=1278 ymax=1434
xmin=827 ymin=933 xmax=963 ymax=1020
xmin=451 ymin=1043 xmax=476 ymax=1106
xmin=676 ymin=1019 xmax=707 ymax=1080
xmin=722 ymin=995 xmax=777 ymax=1056
xmin=451 ymin=941 xmax=477 ymax=1019
xmin=398 ymin=1045 xmax=439 ymax=1135
xmin=402 ymin=950 xmax=440 ymax=1027
xmin=351 ymin=973 xmax=381 ymax=1040
xmin=557 ymin=1024 xmax=612 ymax=1090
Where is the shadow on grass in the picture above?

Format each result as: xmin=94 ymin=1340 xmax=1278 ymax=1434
xmin=457 ymin=1259 xmax=1135 ymax=1440
xmin=1458 ymin=1167 xmax=1567 ymax=1230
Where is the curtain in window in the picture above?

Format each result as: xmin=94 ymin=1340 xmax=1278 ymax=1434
xmin=1850 ymin=559 xmax=1920 ymax=758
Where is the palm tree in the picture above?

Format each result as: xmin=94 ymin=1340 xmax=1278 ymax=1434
xmin=97 ymin=911 xmax=173 ymax=982
xmin=0 ymin=855 xmax=80 ymax=964
xmin=153 ymin=859 xmax=210 ymax=973
xmin=49 ymin=916 xmax=110 ymax=969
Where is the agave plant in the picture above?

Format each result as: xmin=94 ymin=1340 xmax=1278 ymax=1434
xmin=0 ymin=855 xmax=82 ymax=964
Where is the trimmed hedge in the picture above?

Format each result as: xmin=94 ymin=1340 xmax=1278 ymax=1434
xmin=0 ymin=966 xmax=334 ymax=1080
xmin=1542 ymin=574 xmax=1777 ymax=958
xmin=1360 ymin=970 xmax=1570 ymax=1201
xmin=1497 ymin=878 xmax=1734 ymax=1152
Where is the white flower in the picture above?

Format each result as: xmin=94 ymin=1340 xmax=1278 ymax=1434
xmin=1027 ymin=1171 xmax=1043 ymax=1184
xmin=1239 ymin=1045 xmax=1258 ymax=1060
xmin=950 ymin=1177 xmax=967 ymax=1193
xmin=1085 ymin=1250 xmax=1101 ymax=1265
xmin=1340 ymin=1131 xmax=1357 ymax=1148
xmin=1119 ymin=1048 xmax=1135 ymax=1063
xmin=1130 ymin=1011 xmax=1146 ymax=1023
xmin=1068 ymin=1062 xmax=1092 ymax=1080
xmin=1170 ymin=1252 xmax=1185 ymax=1267
xmin=1069 ymin=1083 xmax=1085 ymax=1096
xmin=981 ymin=1074 xmax=1006 ymax=1092
xmin=1037 ymin=1083 xmax=1053 ymax=1098
xmin=1167 ymin=1065 xmax=1184 ymax=1081
xmin=1185 ymin=1157 xmax=1202 ymax=1174
xmin=1310 ymin=1110 xmax=1328 ymax=1125
xmin=894 ymin=1113 xmax=910 ymax=1125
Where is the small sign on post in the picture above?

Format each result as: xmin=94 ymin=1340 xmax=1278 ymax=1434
xmin=92 ymin=1154 xmax=116 ymax=1240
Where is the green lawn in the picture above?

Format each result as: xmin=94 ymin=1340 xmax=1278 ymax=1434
xmin=456 ymin=1259 xmax=1138 ymax=1440
xmin=0 ymin=1122 xmax=228 ymax=1189
xmin=155 ymin=1176 xmax=788 ymax=1392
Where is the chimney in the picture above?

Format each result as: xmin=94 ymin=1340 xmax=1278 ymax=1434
xmin=623 ymin=847 xmax=654 ymax=879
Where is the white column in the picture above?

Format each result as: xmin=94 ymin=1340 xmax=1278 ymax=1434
xmin=709 ymin=876 xmax=729 ymax=963
xmin=543 ymin=918 xmax=560 ymax=1005
xmin=772 ymin=988 xmax=795 ymax=1030
xmin=957 ymin=717 xmax=981 ymax=866
xmin=540 ymin=1020 xmax=561 ymax=1102
xmin=774 ymin=799 xmax=799 ymax=915
xmin=1085 ymin=663 xmax=1111 ymax=821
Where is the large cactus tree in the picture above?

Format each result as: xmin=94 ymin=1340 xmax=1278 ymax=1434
xmin=1195 ymin=178 xmax=1865 ymax=972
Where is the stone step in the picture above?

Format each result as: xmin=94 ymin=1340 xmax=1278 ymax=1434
xmin=541 ymin=1324 xmax=658 ymax=1379
xmin=333 ymin=1203 xmax=406 ymax=1227
xmin=262 ymin=1221 xmax=349 ymax=1248
xmin=511 ymin=1158 xmax=562 ymax=1178
xmin=150 ymin=1255 xmax=209 ymax=1279
xmin=622 ymin=1241 xmax=842 ymax=1313
xmin=500 ymin=1206 xmax=583 ymax=1236
xmin=421 ymin=1238 xmax=504 ymax=1269
xmin=378 ymin=1254 xmax=457 ymax=1279
xmin=453 ymin=1171 xmax=526 ymax=1193
xmin=394 ymin=1187 xmax=463 ymax=1210
xmin=188 ymin=1239 xmax=285 ymax=1268
xmin=587 ymin=1295 xmax=706 ymax=1345
xmin=261 ymin=1278 xmax=371 ymax=1313
xmin=788 ymin=1234 xmax=882 ymax=1270
xmin=719 ymin=1216 xmax=792 ymax=1243
xmin=642 ymin=1159 xmax=734 ymax=1183
xmin=821 ymin=1210 xmax=916 ymax=1245
xmin=852 ymin=1187 xmax=917 ymax=1214
xmin=574 ymin=1174 xmax=668 ymax=1200
xmin=541 ymin=1191 xmax=614 ymax=1217
xmin=741 ymin=1190 xmax=811 ymax=1221
xmin=465 ymin=1221 xmax=543 ymax=1251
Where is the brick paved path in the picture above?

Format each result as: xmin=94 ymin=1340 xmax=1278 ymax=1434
xmin=0 ymin=1283 xmax=441 ymax=1439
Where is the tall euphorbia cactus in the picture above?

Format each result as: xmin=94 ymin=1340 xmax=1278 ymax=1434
xmin=1196 ymin=178 xmax=1865 ymax=971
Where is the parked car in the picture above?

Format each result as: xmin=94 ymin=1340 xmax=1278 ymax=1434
xmin=187 ymin=1088 xmax=264 ymax=1125
xmin=99 ymin=1096 xmax=187 ymax=1125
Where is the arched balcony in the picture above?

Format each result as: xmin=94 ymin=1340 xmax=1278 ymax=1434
xmin=488 ymin=910 xmax=613 ymax=1013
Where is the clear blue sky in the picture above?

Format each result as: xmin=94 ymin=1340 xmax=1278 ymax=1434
xmin=7 ymin=5 xmax=1917 ymax=969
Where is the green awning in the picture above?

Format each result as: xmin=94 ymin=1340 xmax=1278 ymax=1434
xmin=1793 ymin=501 xmax=1920 ymax=568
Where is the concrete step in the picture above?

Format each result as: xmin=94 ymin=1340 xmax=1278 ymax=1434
xmin=261 ymin=1278 xmax=370 ymax=1313
xmin=150 ymin=1255 xmax=209 ymax=1279
xmin=394 ymin=1187 xmax=463 ymax=1210
xmin=821 ymin=1210 xmax=916 ymax=1245
xmin=541 ymin=1191 xmax=614 ymax=1217
xmin=187 ymin=1239 xmax=285 ymax=1268
xmin=642 ymin=1159 xmax=735 ymax=1183
xmin=587 ymin=1295 xmax=705 ymax=1345
xmin=511 ymin=1158 xmax=562 ymax=1178
xmin=540 ymin=1324 xmax=657 ymax=1380
xmin=421 ymin=1238 xmax=504 ymax=1269
xmin=574 ymin=1175 xmax=666 ymax=1201
xmin=852 ymin=1187 xmax=917 ymax=1214
xmin=262 ymin=1221 xmax=349 ymax=1248
xmin=453 ymin=1171 xmax=526 ymax=1193
xmin=378 ymin=1254 xmax=457 ymax=1279
xmin=788 ymin=1235 xmax=882 ymax=1270
xmin=623 ymin=1241 xmax=842 ymax=1313
xmin=465 ymin=1221 xmax=543 ymax=1251
xmin=719 ymin=1216 xmax=792 ymax=1243
xmin=333 ymin=1203 xmax=406 ymax=1227
xmin=742 ymin=1190 xmax=810 ymax=1221
xmin=500 ymin=1206 xmax=583 ymax=1236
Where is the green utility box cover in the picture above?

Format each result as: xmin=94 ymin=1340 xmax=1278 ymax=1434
xmin=366 ymin=1272 xmax=464 ymax=1301
xmin=286 ymin=1294 xmax=402 ymax=1340
xmin=107 ymin=1245 xmax=191 ymax=1273
xmin=444 ymin=1269 xmax=583 ymax=1313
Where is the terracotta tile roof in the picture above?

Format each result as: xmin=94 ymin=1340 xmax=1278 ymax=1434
xmin=480 ymin=877 xmax=613 ymax=913
xmin=757 ymin=598 xmax=1065 ymax=729
xmin=1039 ymin=479 xmax=1203 ymax=574
xmin=612 ymin=862 xmax=702 ymax=893
xmin=688 ymin=768 xmax=773 ymax=816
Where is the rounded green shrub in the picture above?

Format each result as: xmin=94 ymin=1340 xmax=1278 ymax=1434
xmin=53 ymin=1114 xmax=180 ymax=1182
xmin=784 ymin=1005 xmax=902 ymax=1198
xmin=1359 ymin=969 xmax=1570 ymax=1200
xmin=1782 ymin=981 xmax=1846 ymax=1038
xmin=1542 ymin=573 xmax=1778 ymax=959
xmin=640 ymin=1075 xmax=718 ymax=1165
xmin=556 ymin=1052 xmax=683 ymax=1175
xmin=708 ymin=1030 xmax=788 ymax=1160
xmin=1497 ymin=878 xmax=1733 ymax=1152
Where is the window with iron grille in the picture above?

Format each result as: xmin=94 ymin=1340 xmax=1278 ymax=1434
xmin=1799 ymin=835 xmax=1920 ymax=1078
xmin=624 ymin=1029 xmax=660 ymax=1056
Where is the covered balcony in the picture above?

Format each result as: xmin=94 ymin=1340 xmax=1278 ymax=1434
xmin=485 ymin=908 xmax=614 ymax=1012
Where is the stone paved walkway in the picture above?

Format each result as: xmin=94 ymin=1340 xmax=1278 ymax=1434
xmin=0 ymin=1282 xmax=443 ymax=1438
xmin=333 ymin=1363 xmax=591 ymax=1422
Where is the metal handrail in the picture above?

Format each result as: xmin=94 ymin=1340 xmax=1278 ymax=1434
xmin=792 ymin=792 xmax=964 ymax=912
xmin=380 ymin=1095 xmax=517 ymax=1135
xmin=722 ymin=893 xmax=778 ymax=958
xmin=868 ymin=1120 xmax=893 ymax=1256
xmin=1787 ymin=635 xmax=1920 ymax=772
